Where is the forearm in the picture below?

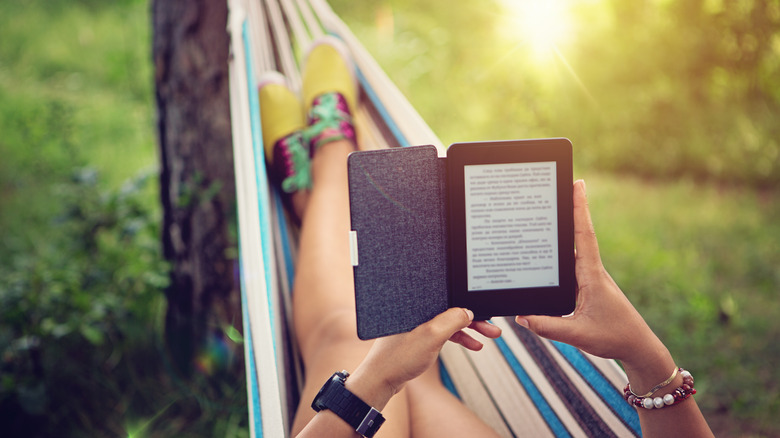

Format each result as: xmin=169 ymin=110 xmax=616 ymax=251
xmin=621 ymin=340 xmax=714 ymax=438
xmin=295 ymin=308 xmax=494 ymax=437
xmin=633 ymin=393 xmax=713 ymax=438
xmin=295 ymin=361 xmax=397 ymax=437
xmin=295 ymin=410 xmax=361 ymax=438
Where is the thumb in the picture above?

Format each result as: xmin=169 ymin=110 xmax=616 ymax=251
xmin=573 ymin=179 xmax=602 ymax=269
xmin=516 ymin=314 xmax=575 ymax=344
xmin=425 ymin=307 xmax=474 ymax=341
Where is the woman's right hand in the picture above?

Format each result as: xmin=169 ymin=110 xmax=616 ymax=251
xmin=515 ymin=180 xmax=673 ymax=385
xmin=516 ymin=180 xmax=715 ymax=438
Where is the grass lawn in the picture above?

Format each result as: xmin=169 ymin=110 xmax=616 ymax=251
xmin=583 ymin=174 xmax=780 ymax=435
xmin=0 ymin=0 xmax=157 ymax=256
xmin=0 ymin=0 xmax=777 ymax=436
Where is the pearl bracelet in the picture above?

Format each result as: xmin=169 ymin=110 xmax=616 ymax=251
xmin=623 ymin=368 xmax=696 ymax=410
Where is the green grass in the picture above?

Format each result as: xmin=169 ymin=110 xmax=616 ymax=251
xmin=585 ymin=174 xmax=780 ymax=433
xmin=0 ymin=0 xmax=156 ymax=186
xmin=0 ymin=0 xmax=157 ymax=257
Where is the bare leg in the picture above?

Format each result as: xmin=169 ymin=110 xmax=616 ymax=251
xmin=290 ymin=139 xmax=411 ymax=437
xmin=289 ymin=141 xmax=499 ymax=436
xmin=405 ymin=363 xmax=502 ymax=437
xmin=290 ymin=191 xmax=309 ymax=220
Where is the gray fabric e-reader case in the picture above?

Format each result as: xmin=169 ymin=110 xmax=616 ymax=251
xmin=348 ymin=139 xmax=575 ymax=340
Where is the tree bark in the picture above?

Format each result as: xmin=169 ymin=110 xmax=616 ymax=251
xmin=152 ymin=0 xmax=238 ymax=375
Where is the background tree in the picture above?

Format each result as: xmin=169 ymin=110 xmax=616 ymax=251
xmin=152 ymin=0 xmax=239 ymax=374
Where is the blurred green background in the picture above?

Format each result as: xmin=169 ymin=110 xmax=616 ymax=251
xmin=330 ymin=1 xmax=780 ymax=434
xmin=0 ymin=0 xmax=778 ymax=436
xmin=0 ymin=0 xmax=246 ymax=436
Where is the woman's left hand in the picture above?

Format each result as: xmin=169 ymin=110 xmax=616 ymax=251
xmin=353 ymin=308 xmax=501 ymax=405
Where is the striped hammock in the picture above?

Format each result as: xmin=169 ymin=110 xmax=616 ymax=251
xmin=226 ymin=0 xmax=641 ymax=436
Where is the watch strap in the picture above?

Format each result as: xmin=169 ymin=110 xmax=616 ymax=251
xmin=312 ymin=371 xmax=386 ymax=437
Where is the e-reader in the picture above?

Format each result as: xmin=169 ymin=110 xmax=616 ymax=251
xmin=446 ymin=138 xmax=576 ymax=320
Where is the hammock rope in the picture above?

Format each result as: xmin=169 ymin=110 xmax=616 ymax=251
xmin=227 ymin=0 xmax=642 ymax=436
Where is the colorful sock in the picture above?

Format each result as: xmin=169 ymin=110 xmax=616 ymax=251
xmin=270 ymin=131 xmax=312 ymax=194
xmin=304 ymin=91 xmax=356 ymax=153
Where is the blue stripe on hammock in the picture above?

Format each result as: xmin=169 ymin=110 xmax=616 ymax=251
xmin=243 ymin=19 xmax=290 ymax=436
xmin=239 ymin=20 xmax=265 ymax=437
xmin=553 ymin=342 xmax=642 ymax=436
xmin=494 ymin=336 xmax=571 ymax=438
xmin=243 ymin=21 xmax=279 ymax=361
xmin=239 ymin=254 xmax=263 ymax=436
xmin=351 ymin=63 xmax=411 ymax=148
xmin=273 ymin=190 xmax=296 ymax=290
xmin=439 ymin=360 xmax=460 ymax=399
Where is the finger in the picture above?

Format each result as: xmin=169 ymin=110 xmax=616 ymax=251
xmin=449 ymin=330 xmax=484 ymax=351
xmin=469 ymin=320 xmax=502 ymax=339
xmin=573 ymin=180 xmax=601 ymax=268
xmin=424 ymin=307 xmax=474 ymax=342
xmin=516 ymin=314 xmax=576 ymax=345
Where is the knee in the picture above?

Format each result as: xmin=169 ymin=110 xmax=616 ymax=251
xmin=299 ymin=309 xmax=366 ymax=360
xmin=315 ymin=309 xmax=358 ymax=343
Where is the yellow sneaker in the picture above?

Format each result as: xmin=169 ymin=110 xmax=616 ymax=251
xmin=301 ymin=36 xmax=358 ymax=151
xmin=258 ymin=71 xmax=311 ymax=194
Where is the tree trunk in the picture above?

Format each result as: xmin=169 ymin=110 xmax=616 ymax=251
xmin=152 ymin=0 xmax=238 ymax=375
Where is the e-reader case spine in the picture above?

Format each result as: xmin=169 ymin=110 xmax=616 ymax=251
xmin=348 ymin=146 xmax=450 ymax=339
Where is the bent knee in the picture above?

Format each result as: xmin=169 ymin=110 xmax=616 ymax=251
xmin=299 ymin=309 xmax=369 ymax=362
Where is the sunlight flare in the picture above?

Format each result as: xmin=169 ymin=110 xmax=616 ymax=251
xmin=500 ymin=0 xmax=574 ymax=61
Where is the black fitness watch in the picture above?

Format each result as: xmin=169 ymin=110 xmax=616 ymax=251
xmin=311 ymin=370 xmax=385 ymax=437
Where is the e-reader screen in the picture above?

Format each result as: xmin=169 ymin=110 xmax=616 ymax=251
xmin=464 ymin=161 xmax=559 ymax=291
xmin=447 ymin=138 xmax=576 ymax=319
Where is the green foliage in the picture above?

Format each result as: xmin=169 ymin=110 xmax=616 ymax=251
xmin=2 ymin=168 xmax=167 ymax=344
xmin=331 ymin=0 xmax=780 ymax=187
xmin=0 ymin=168 xmax=168 ymax=433
xmin=558 ymin=0 xmax=780 ymax=186
xmin=0 ymin=0 xmax=247 ymax=436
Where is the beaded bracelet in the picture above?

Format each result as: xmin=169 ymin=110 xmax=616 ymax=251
xmin=623 ymin=368 xmax=696 ymax=410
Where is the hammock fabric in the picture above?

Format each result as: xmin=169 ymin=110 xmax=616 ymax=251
xmin=226 ymin=0 xmax=642 ymax=436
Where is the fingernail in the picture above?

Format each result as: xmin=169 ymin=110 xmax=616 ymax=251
xmin=515 ymin=316 xmax=529 ymax=329
xmin=464 ymin=308 xmax=474 ymax=321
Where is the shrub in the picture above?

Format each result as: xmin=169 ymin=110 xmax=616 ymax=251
xmin=0 ymin=168 xmax=169 ymax=435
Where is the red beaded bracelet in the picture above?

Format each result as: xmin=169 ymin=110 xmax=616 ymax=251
xmin=623 ymin=368 xmax=696 ymax=410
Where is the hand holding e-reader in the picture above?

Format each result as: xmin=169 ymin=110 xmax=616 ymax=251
xmin=348 ymin=138 xmax=575 ymax=339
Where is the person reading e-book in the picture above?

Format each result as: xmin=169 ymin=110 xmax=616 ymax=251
xmin=258 ymin=36 xmax=714 ymax=438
